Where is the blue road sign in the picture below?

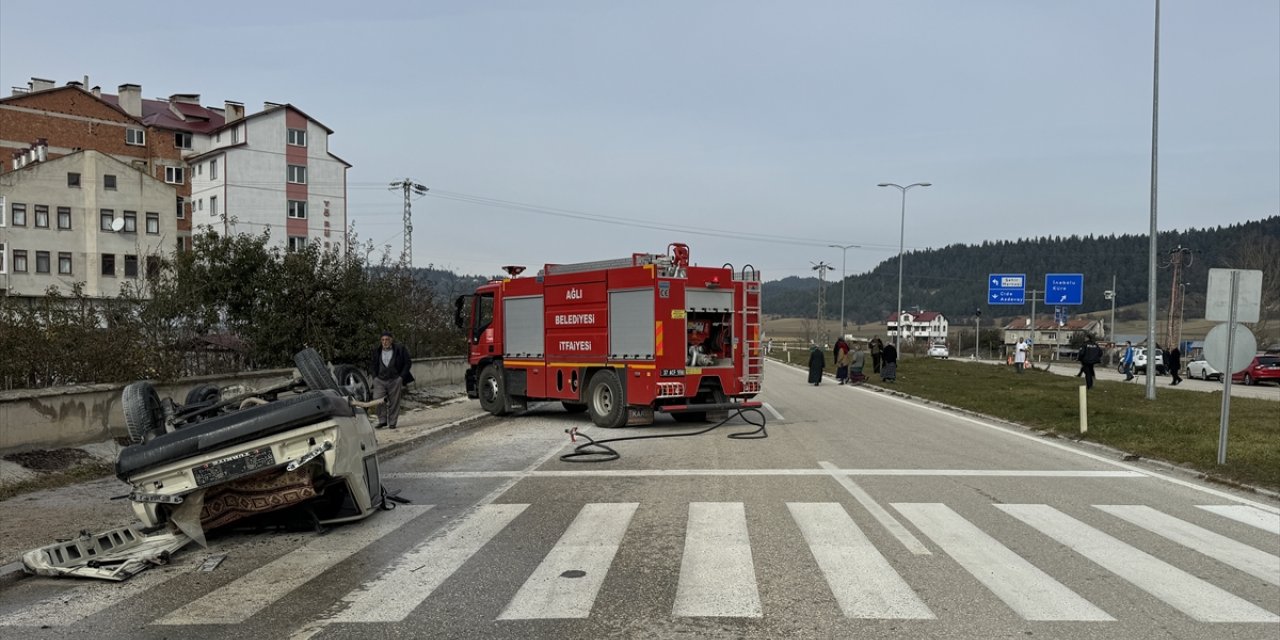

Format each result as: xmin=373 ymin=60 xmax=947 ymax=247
xmin=1045 ymin=273 xmax=1084 ymax=305
xmin=988 ymin=273 xmax=1025 ymax=305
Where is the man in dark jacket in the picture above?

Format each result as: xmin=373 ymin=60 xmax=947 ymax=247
xmin=807 ymin=345 xmax=826 ymax=386
xmin=1078 ymin=337 xmax=1104 ymax=390
xmin=1166 ymin=346 xmax=1183 ymax=386
xmin=370 ymin=331 xmax=413 ymax=428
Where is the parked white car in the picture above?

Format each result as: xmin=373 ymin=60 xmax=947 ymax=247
xmin=927 ymin=343 xmax=949 ymax=359
xmin=1119 ymin=347 xmax=1166 ymax=375
xmin=1185 ymin=358 xmax=1222 ymax=381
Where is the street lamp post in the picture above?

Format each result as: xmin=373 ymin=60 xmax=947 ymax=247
xmin=828 ymin=244 xmax=861 ymax=336
xmin=877 ymin=182 xmax=932 ymax=351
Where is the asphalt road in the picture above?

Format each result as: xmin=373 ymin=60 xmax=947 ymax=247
xmin=1 ymin=360 xmax=1277 ymax=639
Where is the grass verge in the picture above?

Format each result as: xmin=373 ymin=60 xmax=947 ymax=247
xmin=812 ymin=357 xmax=1278 ymax=492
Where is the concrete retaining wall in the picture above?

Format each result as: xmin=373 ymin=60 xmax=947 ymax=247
xmin=0 ymin=357 xmax=467 ymax=452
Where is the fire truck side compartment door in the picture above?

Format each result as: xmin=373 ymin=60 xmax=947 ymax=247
xmin=609 ymin=289 xmax=655 ymax=359
xmin=503 ymin=295 xmax=544 ymax=358
xmin=685 ymin=288 xmax=734 ymax=312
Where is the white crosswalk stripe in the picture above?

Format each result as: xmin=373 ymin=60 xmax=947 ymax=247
xmin=997 ymin=504 xmax=1280 ymax=623
xmin=672 ymin=502 xmax=762 ymax=617
xmin=1197 ymin=504 xmax=1280 ymax=534
xmin=153 ymin=505 xmax=431 ymax=625
xmin=1096 ymin=505 xmax=1280 ymax=586
xmin=788 ymin=502 xmax=934 ymax=619
xmin=498 ymin=503 xmax=638 ymax=620
xmin=893 ymin=503 xmax=1113 ymax=621
xmin=330 ymin=502 xmax=528 ymax=623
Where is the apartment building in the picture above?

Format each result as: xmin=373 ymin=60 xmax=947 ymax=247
xmin=1 ymin=76 xmax=349 ymax=255
xmin=887 ymin=310 xmax=950 ymax=342
xmin=0 ymin=150 xmax=177 ymax=299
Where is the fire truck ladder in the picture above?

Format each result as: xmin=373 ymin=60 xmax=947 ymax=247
xmin=540 ymin=252 xmax=688 ymax=279
xmin=739 ymin=268 xmax=763 ymax=388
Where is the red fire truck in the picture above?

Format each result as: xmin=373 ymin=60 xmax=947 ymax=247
xmin=454 ymin=243 xmax=763 ymax=428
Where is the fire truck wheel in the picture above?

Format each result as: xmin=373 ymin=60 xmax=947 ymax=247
xmin=478 ymin=364 xmax=510 ymax=416
xmin=587 ymin=370 xmax=627 ymax=429
xmin=561 ymin=402 xmax=589 ymax=414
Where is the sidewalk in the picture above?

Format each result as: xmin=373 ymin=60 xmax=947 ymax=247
xmin=0 ymin=384 xmax=485 ymax=580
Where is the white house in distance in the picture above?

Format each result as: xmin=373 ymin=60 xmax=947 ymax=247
xmin=188 ymin=103 xmax=350 ymax=253
xmin=887 ymin=311 xmax=949 ymax=342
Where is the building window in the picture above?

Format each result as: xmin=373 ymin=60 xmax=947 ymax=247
xmin=210 ymin=196 xmax=218 ymax=216
xmin=197 ymin=199 xmax=203 ymax=211
xmin=126 ymin=128 xmax=146 ymax=146
xmin=146 ymin=256 xmax=161 ymax=279
xmin=231 ymin=127 xmax=239 ymax=144
xmin=196 ymin=163 xmax=202 ymax=176
xmin=146 ymin=212 xmax=159 ymax=234
xmin=12 ymin=203 xmax=26 ymax=226
xmin=288 ymin=236 xmax=308 ymax=252
xmin=100 ymin=209 xmax=115 ymax=231
xmin=0 ymin=196 xmax=5 ymax=226
xmin=287 ymin=128 xmax=307 ymax=147
xmin=176 ymin=237 xmax=186 ymax=252
xmin=0 ymin=243 xmax=5 ymax=274
xmin=288 ymin=200 xmax=307 ymax=219
xmin=210 ymin=158 xmax=218 ymax=180
xmin=57 ymin=207 xmax=71 ymax=230
xmin=58 ymin=252 xmax=72 ymax=275
xmin=35 ymin=251 xmax=50 ymax=274
xmin=165 ymin=166 xmax=184 ymax=184
xmin=123 ymin=210 xmax=137 ymax=233
xmin=124 ymin=254 xmax=138 ymax=278
xmin=176 ymin=196 xmax=185 ymax=219
xmin=13 ymin=250 xmax=27 ymax=273
xmin=34 ymin=205 xmax=49 ymax=228
xmin=174 ymin=132 xmax=192 ymax=149
xmin=104 ymin=174 xmax=117 ymax=190
xmin=102 ymin=253 xmax=115 ymax=276
xmin=67 ymin=172 xmax=81 ymax=188
xmin=287 ymin=165 xmax=307 ymax=184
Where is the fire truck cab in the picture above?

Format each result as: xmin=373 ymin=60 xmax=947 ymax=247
xmin=454 ymin=243 xmax=763 ymax=428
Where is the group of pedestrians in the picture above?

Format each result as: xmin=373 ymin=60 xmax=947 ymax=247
xmin=807 ymin=336 xmax=896 ymax=386
xmin=1116 ymin=340 xmax=1183 ymax=386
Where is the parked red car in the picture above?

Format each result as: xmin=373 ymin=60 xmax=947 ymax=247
xmin=1231 ymin=354 xmax=1280 ymax=386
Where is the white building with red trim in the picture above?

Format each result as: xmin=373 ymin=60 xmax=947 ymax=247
xmin=887 ymin=310 xmax=949 ymax=342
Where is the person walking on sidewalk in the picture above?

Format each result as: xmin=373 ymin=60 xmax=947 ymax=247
xmin=369 ymin=331 xmax=413 ymax=428
xmin=1121 ymin=341 xmax=1135 ymax=381
xmin=1078 ymin=336 xmax=1104 ymax=390
xmin=1166 ymin=346 xmax=1183 ymax=386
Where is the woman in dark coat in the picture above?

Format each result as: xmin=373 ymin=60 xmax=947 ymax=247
xmin=881 ymin=342 xmax=898 ymax=382
xmin=807 ymin=345 xmax=826 ymax=386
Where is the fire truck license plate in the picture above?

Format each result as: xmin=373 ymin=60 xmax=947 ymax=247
xmin=660 ymin=368 xmax=686 ymax=377
xmin=193 ymin=447 xmax=276 ymax=487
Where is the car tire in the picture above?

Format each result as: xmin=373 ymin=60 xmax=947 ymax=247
xmin=295 ymin=348 xmax=340 ymax=393
xmin=478 ymin=364 xmax=509 ymax=416
xmin=184 ymin=383 xmax=221 ymax=407
xmin=333 ymin=364 xmax=372 ymax=401
xmin=123 ymin=381 xmax=166 ymax=444
xmin=1244 ymin=373 xmax=1254 ymax=386
xmin=587 ymin=370 xmax=627 ymax=429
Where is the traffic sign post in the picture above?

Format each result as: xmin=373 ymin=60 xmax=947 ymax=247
xmin=1045 ymin=273 xmax=1084 ymax=305
xmin=988 ymin=274 xmax=1025 ymax=305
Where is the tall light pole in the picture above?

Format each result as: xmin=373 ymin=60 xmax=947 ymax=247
xmin=1105 ymin=275 xmax=1117 ymax=364
xmin=828 ymin=244 xmax=861 ymax=336
xmin=1145 ymin=0 xmax=1160 ymax=400
xmin=877 ymin=182 xmax=932 ymax=351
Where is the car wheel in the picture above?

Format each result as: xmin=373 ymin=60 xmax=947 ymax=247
xmin=1244 ymin=373 xmax=1254 ymax=386
xmin=333 ymin=364 xmax=372 ymax=401
xmin=478 ymin=364 xmax=509 ymax=416
xmin=295 ymin=348 xmax=340 ymax=393
xmin=587 ymin=370 xmax=627 ymax=429
xmin=184 ymin=383 xmax=221 ymax=407
xmin=123 ymin=381 xmax=166 ymax=444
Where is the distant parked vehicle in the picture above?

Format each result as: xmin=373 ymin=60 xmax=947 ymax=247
xmin=1119 ymin=347 xmax=1166 ymax=375
xmin=1232 ymin=354 xmax=1280 ymax=386
xmin=1185 ymin=358 xmax=1222 ymax=381
xmin=927 ymin=342 xmax=949 ymax=359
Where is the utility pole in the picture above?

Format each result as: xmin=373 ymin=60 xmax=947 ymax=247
xmin=812 ymin=261 xmax=834 ymax=345
xmin=1164 ymin=245 xmax=1193 ymax=348
xmin=1105 ymin=275 xmax=1117 ymax=365
xmin=389 ymin=178 xmax=429 ymax=267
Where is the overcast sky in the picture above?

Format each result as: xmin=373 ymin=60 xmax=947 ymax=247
xmin=2 ymin=0 xmax=1277 ymax=281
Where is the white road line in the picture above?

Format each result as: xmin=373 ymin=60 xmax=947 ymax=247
xmin=762 ymin=402 xmax=785 ymax=421
xmin=0 ymin=557 xmax=188 ymax=626
xmin=1197 ymin=505 xmax=1280 ymax=534
xmin=771 ymin=359 xmax=1280 ymax=514
xmin=153 ymin=505 xmax=431 ymax=625
xmin=672 ymin=502 xmax=762 ymax=617
xmin=330 ymin=503 xmax=528 ymax=623
xmin=893 ymin=503 xmax=1112 ymax=621
xmin=997 ymin=504 xmax=1280 ymax=623
xmin=498 ymin=503 xmax=638 ymax=620
xmin=1095 ymin=505 xmax=1280 ymax=586
xmin=819 ymin=461 xmax=930 ymax=555
xmin=787 ymin=503 xmax=934 ymax=619
xmin=386 ymin=469 xmax=1145 ymax=479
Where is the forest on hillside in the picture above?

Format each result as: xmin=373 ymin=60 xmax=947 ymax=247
xmin=762 ymin=217 xmax=1279 ymax=332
